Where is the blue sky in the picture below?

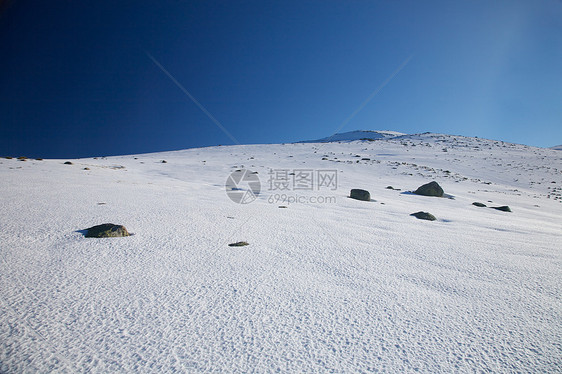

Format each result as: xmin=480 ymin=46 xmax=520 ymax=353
xmin=1 ymin=0 xmax=561 ymax=158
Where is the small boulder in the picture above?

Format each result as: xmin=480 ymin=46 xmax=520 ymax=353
xmin=228 ymin=241 xmax=249 ymax=247
xmin=413 ymin=181 xmax=444 ymax=197
xmin=472 ymin=202 xmax=486 ymax=207
xmin=64 ymin=161 xmax=73 ymax=165
xmin=85 ymin=223 xmax=130 ymax=238
xmin=350 ymin=189 xmax=370 ymax=201
xmin=491 ymin=206 xmax=512 ymax=212
xmin=410 ymin=211 xmax=437 ymax=221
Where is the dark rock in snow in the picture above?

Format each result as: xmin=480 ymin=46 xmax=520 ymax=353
xmin=414 ymin=181 xmax=444 ymax=197
xmin=350 ymin=189 xmax=371 ymax=201
xmin=64 ymin=161 xmax=73 ymax=165
xmin=491 ymin=206 xmax=512 ymax=212
xmin=472 ymin=202 xmax=487 ymax=207
xmin=229 ymin=241 xmax=249 ymax=247
xmin=85 ymin=223 xmax=130 ymax=238
xmin=410 ymin=211 xmax=437 ymax=221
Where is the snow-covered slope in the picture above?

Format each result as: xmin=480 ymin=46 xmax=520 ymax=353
xmin=302 ymin=129 xmax=405 ymax=142
xmin=1 ymin=133 xmax=561 ymax=372
xmin=551 ymin=144 xmax=562 ymax=151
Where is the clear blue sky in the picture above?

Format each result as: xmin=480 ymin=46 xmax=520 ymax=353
xmin=1 ymin=0 xmax=561 ymax=158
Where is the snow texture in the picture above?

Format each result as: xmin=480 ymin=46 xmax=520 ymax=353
xmin=1 ymin=132 xmax=561 ymax=372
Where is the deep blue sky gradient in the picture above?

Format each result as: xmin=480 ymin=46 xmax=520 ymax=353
xmin=1 ymin=0 xmax=561 ymax=158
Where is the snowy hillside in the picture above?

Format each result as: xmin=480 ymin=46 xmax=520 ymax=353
xmin=551 ymin=144 xmax=562 ymax=151
xmin=302 ymin=130 xmax=405 ymax=142
xmin=1 ymin=133 xmax=561 ymax=372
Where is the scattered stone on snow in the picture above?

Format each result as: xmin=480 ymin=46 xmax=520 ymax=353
xmin=84 ymin=223 xmax=130 ymax=238
xmin=472 ymin=202 xmax=487 ymax=207
xmin=491 ymin=206 xmax=512 ymax=212
xmin=228 ymin=241 xmax=249 ymax=247
xmin=64 ymin=161 xmax=73 ymax=165
xmin=413 ymin=181 xmax=444 ymax=197
xmin=410 ymin=211 xmax=437 ymax=221
xmin=350 ymin=189 xmax=371 ymax=201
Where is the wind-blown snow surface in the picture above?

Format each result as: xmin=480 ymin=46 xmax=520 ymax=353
xmin=1 ymin=133 xmax=561 ymax=372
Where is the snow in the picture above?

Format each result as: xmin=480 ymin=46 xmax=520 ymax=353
xmin=1 ymin=133 xmax=561 ymax=372
xmin=551 ymin=144 xmax=562 ymax=151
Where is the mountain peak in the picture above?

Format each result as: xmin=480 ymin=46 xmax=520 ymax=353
xmin=301 ymin=130 xmax=406 ymax=143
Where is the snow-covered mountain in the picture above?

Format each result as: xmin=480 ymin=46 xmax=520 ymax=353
xmin=302 ymin=129 xmax=406 ymax=142
xmin=551 ymin=144 xmax=562 ymax=151
xmin=1 ymin=132 xmax=561 ymax=372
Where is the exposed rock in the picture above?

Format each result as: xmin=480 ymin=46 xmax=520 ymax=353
xmin=410 ymin=211 xmax=437 ymax=221
xmin=161 ymin=160 xmax=167 ymax=163
xmin=350 ymin=189 xmax=370 ymax=201
xmin=228 ymin=241 xmax=249 ymax=247
xmin=64 ymin=161 xmax=73 ymax=165
xmin=491 ymin=206 xmax=512 ymax=212
xmin=413 ymin=181 xmax=444 ymax=197
xmin=83 ymin=167 xmax=90 ymax=170
xmin=386 ymin=186 xmax=394 ymax=190
xmin=472 ymin=202 xmax=486 ymax=207
xmin=84 ymin=223 xmax=130 ymax=238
